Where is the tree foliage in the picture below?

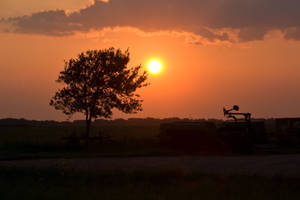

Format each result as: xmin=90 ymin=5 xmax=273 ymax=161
xmin=50 ymin=48 xmax=148 ymax=137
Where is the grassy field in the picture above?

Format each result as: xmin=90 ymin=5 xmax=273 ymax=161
xmin=1 ymin=123 xmax=300 ymax=199
xmin=0 ymin=124 xmax=179 ymax=160
xmin=0 ymin=166 xmax=299 ymax=200
xmin=1 ymin=123 xmax=300 ymax=160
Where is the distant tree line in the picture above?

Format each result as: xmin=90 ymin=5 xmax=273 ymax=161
xmin=0 ymin=118 xmax=223 ymax=127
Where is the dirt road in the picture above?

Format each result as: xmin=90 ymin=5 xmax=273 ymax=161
xmin=1 ymin=155 xmax=300 ymax=177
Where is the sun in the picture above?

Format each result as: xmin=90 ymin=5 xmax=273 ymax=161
xmin=147 ymin=59 xmax=162 ymax=74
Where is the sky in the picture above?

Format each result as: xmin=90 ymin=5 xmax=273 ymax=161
xmin=1 ymin=0 xmax=300 ymax=121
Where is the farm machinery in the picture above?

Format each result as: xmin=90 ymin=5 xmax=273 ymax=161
xmin=159 ymin=105 xmax=266 ymax=154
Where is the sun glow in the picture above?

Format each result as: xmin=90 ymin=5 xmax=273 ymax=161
xmin=147 ymin=59 xmax=162 ymax=74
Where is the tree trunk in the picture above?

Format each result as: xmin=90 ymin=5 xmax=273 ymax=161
xmin=85 ymin=117 xmax=92 ymax=148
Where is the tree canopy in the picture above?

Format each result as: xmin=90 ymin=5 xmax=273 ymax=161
xmin=50 ymin=48 xmax=148 ymax=138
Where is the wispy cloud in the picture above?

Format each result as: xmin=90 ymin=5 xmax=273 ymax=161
xmin=3 ymin=0 xmax=300 ymax=42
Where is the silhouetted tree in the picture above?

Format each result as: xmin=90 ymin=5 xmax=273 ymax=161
xmin=50 ymin=48 xmax=148 ymax=143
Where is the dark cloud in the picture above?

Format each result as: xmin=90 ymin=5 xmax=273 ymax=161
xmin=11 ymin=10 xmax=74 ymax=36
xmin=4 ymin=0 xmax=300 ymax=42
xmin=284 ymin=27 xmax=300 ymax=40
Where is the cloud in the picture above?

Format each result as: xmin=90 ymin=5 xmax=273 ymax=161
xmin=284 ymin=27 xmax=300 ymax=40
xmin=0 ymin=0 xmax=96 ymax=18
xmin=73 ymin=26 xmax=230 ymax=46
xmin=3 ymin=0 xmax=300 ymax=42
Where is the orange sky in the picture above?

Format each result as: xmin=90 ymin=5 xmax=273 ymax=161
xmin=1 ymin=0 xmax=300 ymax=120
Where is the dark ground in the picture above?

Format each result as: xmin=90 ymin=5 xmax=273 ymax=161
xmin=1 ymin=119 xmax=300 ymax=199
xmin=1 ymin=155 xmax=300 ymax=177
xmin=1 ymin=155 xmax=300 ymax=200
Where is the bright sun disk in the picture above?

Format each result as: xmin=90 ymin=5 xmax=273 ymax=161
xmin=147 ymin=60 xmax=162 ymax=74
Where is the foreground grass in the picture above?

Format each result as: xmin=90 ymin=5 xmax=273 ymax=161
xmin=0 ymin=125 xmax=167 ymax=160
xmin=0 ymin=167 xmax=299 ymax=200
xmin=2 ymin=125 xmax=300 ymax=160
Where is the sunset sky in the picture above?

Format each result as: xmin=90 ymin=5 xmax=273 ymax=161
xmin=1 ymin=0 xmax=300 ymax=121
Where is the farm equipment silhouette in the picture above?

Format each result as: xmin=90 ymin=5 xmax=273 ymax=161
xmin=223 ymin=105 xmax=251 ymax=123
xmin=159 ymin=105 xmax=266 ymax=154
xmin=218 ymin=105 xmax=254 ymax=153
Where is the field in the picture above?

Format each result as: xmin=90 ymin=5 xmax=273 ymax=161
xmin=0 ymin=123 xmax=169 ymax=160
xmin=1 ymin=120 xmax=300 ymax=160
xmin=1 ymin=120 xmax=300 ymax=199
xmin=1 ymin=166 xmax=300 ymax=200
